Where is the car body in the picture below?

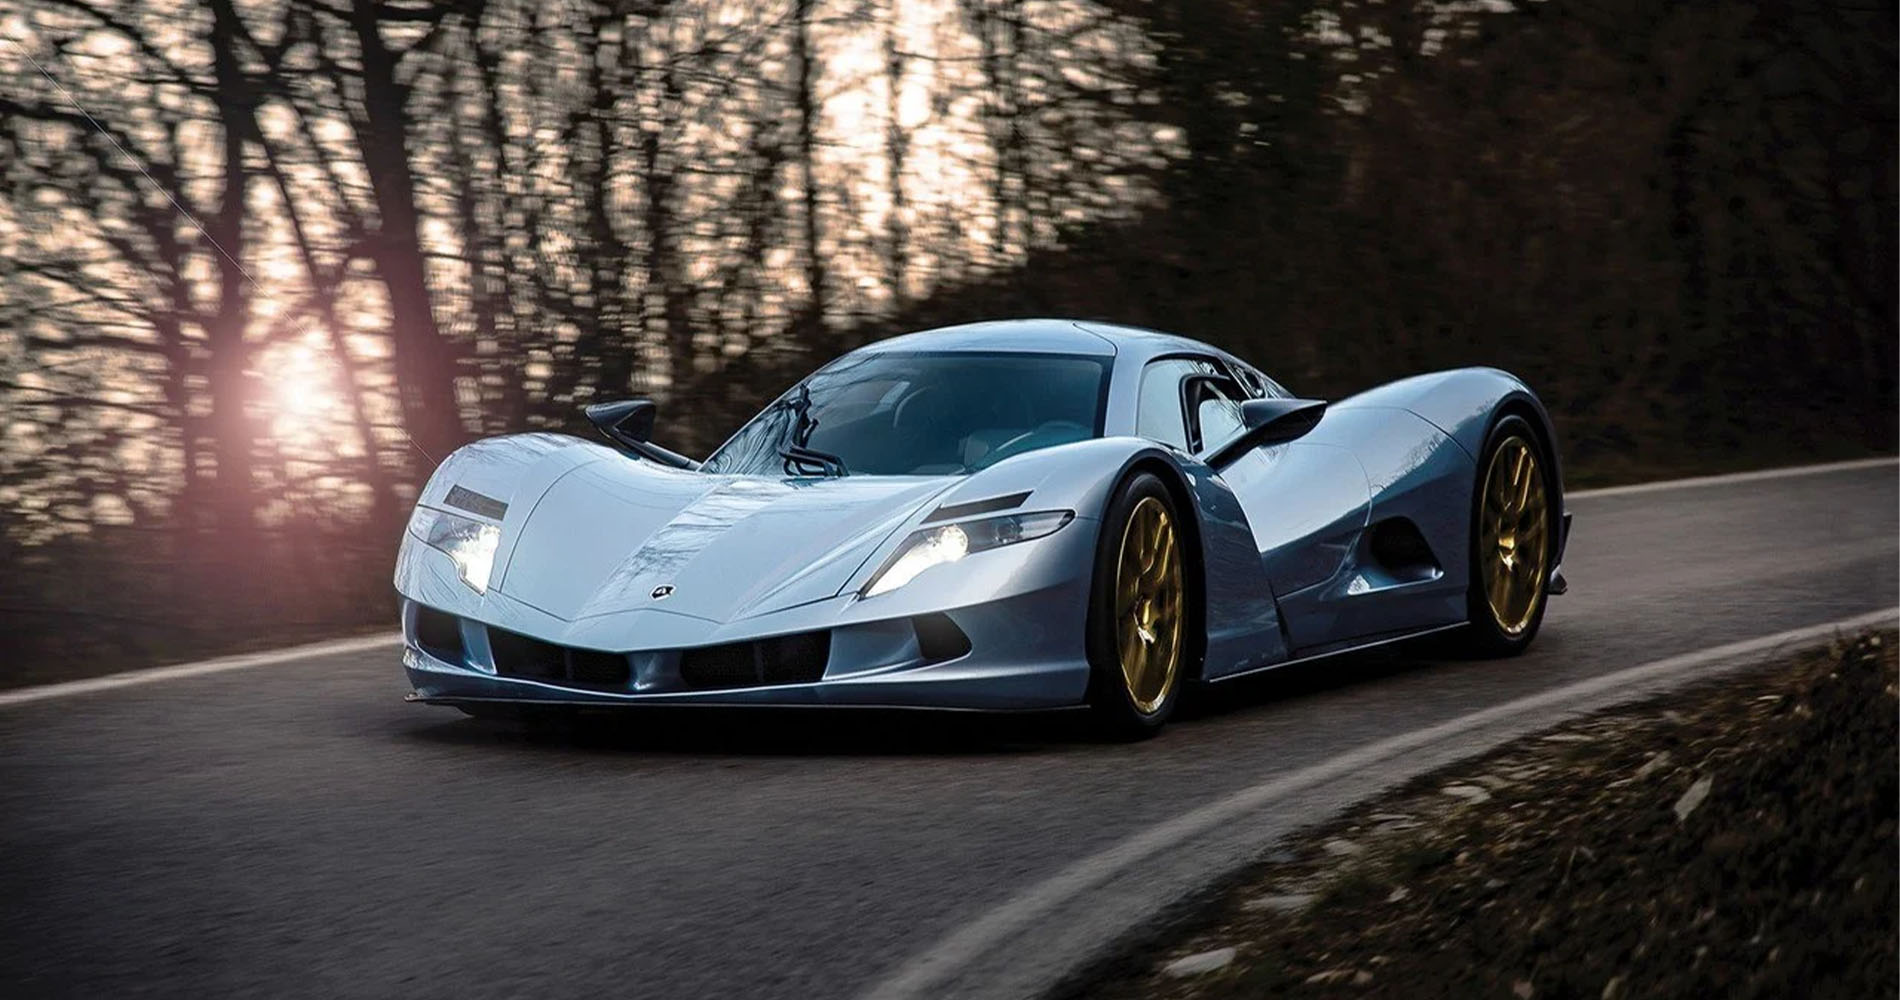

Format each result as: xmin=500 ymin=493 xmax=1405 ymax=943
xmin=395 ymin=319 xmax=1570 ymax=721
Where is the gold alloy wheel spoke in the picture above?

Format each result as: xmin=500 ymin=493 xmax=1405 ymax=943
xmin=1478 ymin=436 xmax=1549 ymax=636
xmin=1115 ymin=497 xmax=1183 ymax=714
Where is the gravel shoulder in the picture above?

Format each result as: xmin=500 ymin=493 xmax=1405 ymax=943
xmin=1069 ymin=631 xmax=1898 ymax=1000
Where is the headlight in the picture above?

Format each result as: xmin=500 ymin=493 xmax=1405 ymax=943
xmin=862 ymin=510 xmax=1073 ymax=597
xmin=409 ymin=506 xmax=501 ymax=594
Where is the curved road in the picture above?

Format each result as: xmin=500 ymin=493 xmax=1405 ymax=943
xmin=1 ymin=461 xmax=1893 ymax=999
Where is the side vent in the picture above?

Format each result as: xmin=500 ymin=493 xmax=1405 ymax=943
xmin=1367 ymin=518 xmax=1441 ymax=583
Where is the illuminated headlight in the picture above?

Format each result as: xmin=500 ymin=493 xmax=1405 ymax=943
xmin=409 ymin=506 xmax=501 ymax=594
xmin=862 ymin=510 xmax=1073 ymax=598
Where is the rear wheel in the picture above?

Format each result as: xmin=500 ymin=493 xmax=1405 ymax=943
xmin=1085 ymin=473 xmax=1191 ymax=739
xmin=1457 ymin=416 xmax=1555 ymax=656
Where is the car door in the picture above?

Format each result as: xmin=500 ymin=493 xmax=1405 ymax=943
xmin=1132 ymin=357 xmax=1288 ymax=677
xmin=1184 ymin=363 xmax=1372 ymax=654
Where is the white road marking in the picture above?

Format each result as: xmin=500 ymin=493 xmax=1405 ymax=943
xmin=0 ymin=633 xmax=399 ymax=709
xmin=862 ymin=606 xmax=1899 ymax=1000
xmin=0 ymin=456 xmax=1888 ymax=709
xmin=1568 ymin=455 xmax=1894 ymax=500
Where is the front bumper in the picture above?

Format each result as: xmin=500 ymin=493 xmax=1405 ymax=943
xmin=399 ymin=584 xmax=1092 ymax=711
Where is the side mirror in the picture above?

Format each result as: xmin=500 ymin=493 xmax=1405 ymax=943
xmin=585 ymin=399 xmax=657 ymax=447
xmin=1204 ymin=398 xmax=1327 ymax=469
xmin=583 ymin=399 xmax=701 ymax=470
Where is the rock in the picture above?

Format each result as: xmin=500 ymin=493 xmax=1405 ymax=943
xmin=1304 ymin=969 xmax=1356 ymax=985
xmin=1632 ymin=751 xmax=1672 ymax=780
xmin=1472 ymin=773 xmax=1512 ymax=790
xmin=1513 ymin=978 xmax=1535 ymax=998
xmin=1162 ymin=947 xmax=1236 ymax=978
xmin=1601 ymin=975 xmax=1625 ymax=999
xmin=1541 ymin=732 xmax=1593 ymax=743
xmin=1243 ymin=893 xmax=1315 ymax=915
xmin=1386 ymin=886 xmax=1410 ymax=902
xmin=1353 ymin=970 xmax=1375 ymax=985
xmin=1442 ymin=783 xmax=1493 ymax=804
xmin=1673 ymin=774 xmax=1714 ymax=822
xmin=1323 ymin=838 xmax=1365 ymax=857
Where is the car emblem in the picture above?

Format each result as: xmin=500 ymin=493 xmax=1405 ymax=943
xmin=651 ymin=584 xmax=674 ymax=600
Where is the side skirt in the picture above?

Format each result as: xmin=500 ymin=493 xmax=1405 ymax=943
xmin=1203 ymin=621 xmax=1466 ymax=685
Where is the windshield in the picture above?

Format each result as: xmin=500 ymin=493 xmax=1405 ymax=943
xmin=702 ymin=351 xmax=1111 ymax=477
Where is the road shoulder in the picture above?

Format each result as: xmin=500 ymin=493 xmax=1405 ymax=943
xmin=1066 ymin=631 xmax=1898 ymax=1000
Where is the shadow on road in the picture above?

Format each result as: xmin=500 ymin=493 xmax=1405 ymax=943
xmin=1186 ymin=643 xmax=1453 ymax=721
xmin=398 ymin=644 xmax=1451 ymax=757
xmin=402 ymin=703 xmax=1090 ymax=756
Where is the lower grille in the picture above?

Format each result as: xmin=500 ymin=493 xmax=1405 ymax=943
xmin=488 ymin=627 xmax=631 ymax=689
xmin=678 ymin=630 xmax=830 ymax=690
xmin=570 ymin=649 xmax=632 ymax=685
xmin=414 ymin=606 xmax=465 ymax=665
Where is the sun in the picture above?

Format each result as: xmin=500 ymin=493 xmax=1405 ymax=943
xmin=262 ymin=341 xmax=343 ymax=437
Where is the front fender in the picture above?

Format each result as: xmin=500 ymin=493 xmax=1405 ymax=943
xmin=856 ymin=437 xmax=1287 ymax=678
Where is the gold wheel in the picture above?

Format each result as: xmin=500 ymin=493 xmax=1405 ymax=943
xmin=1478 ymin=435 xmax=1550 ymax=636
xmin=1114 ymin=496 xmax=1184 ymax=714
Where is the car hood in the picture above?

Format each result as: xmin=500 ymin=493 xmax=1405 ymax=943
xmin=496 ymin=458 xmax=957 ymax=623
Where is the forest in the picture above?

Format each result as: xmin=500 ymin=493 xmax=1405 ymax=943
xmin=2 ymin=0 xmax=1893 ymax=677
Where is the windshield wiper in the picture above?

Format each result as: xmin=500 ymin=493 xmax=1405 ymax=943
xmin=778 ymin=383 xmax=848 ymax=477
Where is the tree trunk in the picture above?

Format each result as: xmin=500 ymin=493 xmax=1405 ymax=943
xmin=205 ymin=0 xmax=259 ymax=554
xmin=347 ymin=0 xmax=464 ymax=463
xmin=791 ymin=0 xmax=827 ymax=342
xmin=883 ymin=3 xmax=910 ymax=309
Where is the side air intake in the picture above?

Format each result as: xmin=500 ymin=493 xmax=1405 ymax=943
xmin=1367 ymin=517 xmax=1442 ymax=583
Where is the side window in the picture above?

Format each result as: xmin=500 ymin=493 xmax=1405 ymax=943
xmin=1190 ymin=379 xmax=1246 ymax=452
xmin=1229 ymin=361 xmax=1288 ymax=400
xmin=1138 ymin=357 xmax=1251 ymax=453
xmin=1135 ymin=359 xmax=1199 ymax=450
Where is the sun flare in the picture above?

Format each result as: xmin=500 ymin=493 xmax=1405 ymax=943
xmin=263 ymin=342 xmax=343 ymax=437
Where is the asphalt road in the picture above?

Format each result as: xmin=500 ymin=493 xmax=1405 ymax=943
xmin=1 ymin=462 xmax=1894 ymax=1000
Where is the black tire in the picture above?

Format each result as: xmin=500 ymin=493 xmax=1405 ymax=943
xmin=1084 ymin=471 xmax=1193 ymax=739
xmin=1456 ymin=414 xmax=1557 ymax=657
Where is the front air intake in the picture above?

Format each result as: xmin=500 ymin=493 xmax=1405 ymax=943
xmin=487 ymin=627 xmax=631 ymax=689
xmin=414 ymin=606 xmax=466 ymax=665
xmin=913 ymin=613 xmax=972 ymax=663
xmin=678 ymin=630 xmax=831 ymax=690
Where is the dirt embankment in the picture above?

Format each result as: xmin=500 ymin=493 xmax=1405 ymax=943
xmin=1076 ymin=632 xmax=1898 ymax=1000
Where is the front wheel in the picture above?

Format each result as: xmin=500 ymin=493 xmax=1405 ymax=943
xmin=1085 ymin=472 xmax=1192 ymax=739
xmin=1456 ymin=416 xmax=1556 ymax=656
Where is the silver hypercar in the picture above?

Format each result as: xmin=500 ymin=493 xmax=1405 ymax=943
xmin=395 ymin=319 xmax=1570 ymax=736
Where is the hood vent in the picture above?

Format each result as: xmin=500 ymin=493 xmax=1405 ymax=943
xmin=922 ymin=490 xmax=1030 ymax=524
xmin=445 ymin=484 xmax=509 ymax=520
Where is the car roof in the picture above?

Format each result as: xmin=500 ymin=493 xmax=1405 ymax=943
xmin=854 ymin=318 xmax=1223 ymax=363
